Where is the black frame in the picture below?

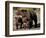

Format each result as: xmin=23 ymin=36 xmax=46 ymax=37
xmin=5 ymin=1 xmax=45 ymax=37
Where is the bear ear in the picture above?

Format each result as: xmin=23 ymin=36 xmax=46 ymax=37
xmin=21 ymin=10 xmax=24 ymax=12
xmin=24 ymin=10 xmax=27 ymax=12
xmin=33 ymin=8 xmax=36 ymax=10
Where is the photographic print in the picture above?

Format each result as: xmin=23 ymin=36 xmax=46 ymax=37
xmin=5 ymin=1 xmax=45 ymax=37
xmin=13 ymin=7 xmax=40 ymax=31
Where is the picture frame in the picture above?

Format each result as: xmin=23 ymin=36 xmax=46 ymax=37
xmin=5 ymin=1 xmax=45 ymax=37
